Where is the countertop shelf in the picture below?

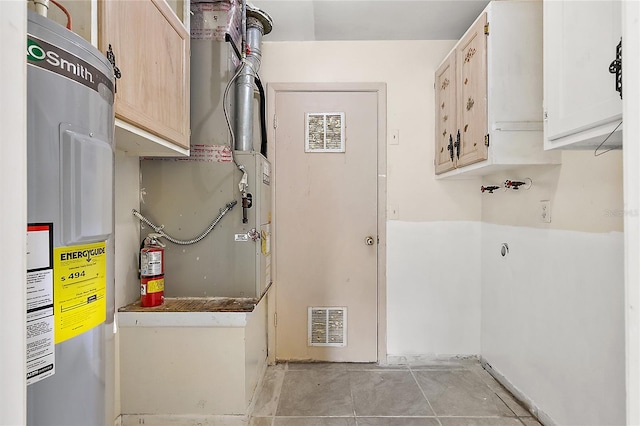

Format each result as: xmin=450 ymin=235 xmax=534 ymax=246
xmin=119 ymin=297 xmax=259 ymax=313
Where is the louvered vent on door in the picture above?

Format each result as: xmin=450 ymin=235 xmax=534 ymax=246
xmin=305 ymin=113 xmax=345 ymax=153
xmin=308 ymin=307 xmax=347 ymax=347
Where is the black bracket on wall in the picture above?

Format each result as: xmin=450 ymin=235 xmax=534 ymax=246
xmin=609 ymin=38 xmax=622 ymax=99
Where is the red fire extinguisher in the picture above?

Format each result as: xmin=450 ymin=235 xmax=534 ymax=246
xmin=140 ymin=233 xmax=165 ymax=307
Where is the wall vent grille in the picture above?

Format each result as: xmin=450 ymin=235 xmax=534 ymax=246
xmin=308 ymin=307 xmax=347 ymax=347
xmin=305 ymin=112 xmax=345 ymax=153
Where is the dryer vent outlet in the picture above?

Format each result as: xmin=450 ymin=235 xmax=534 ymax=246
xmin=308 ymin=307 xmax=347 ymax=347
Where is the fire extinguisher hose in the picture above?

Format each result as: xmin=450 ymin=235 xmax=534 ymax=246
xmin=132 ymin=200 xmax=237 ymax=245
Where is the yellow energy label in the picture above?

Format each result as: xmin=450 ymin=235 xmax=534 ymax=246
xmin=54 ymin=242 xmax=107 ymax=343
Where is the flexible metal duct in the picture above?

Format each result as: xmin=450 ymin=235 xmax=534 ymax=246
xmin=234 ymin=6 xmax=272 ymax=152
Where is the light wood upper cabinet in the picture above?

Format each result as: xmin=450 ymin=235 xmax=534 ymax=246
xmin=99 ymin=0 xmax=190 ymax=153
xmin=456 ymin=13 xmax=488 ymax=169
xmin=434 ymin=52 xmax=457 ymax=175
xmin=543 ymin=0 xmax=622 ymax=150
xmin=434 ymin=1 xmax=559 ymax=178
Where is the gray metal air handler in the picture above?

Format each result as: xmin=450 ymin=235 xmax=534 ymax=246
xmin=138 ymin=2 xmax=273 ymax=299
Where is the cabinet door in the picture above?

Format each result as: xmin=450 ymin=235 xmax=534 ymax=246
xmin=544 ymin=0 xmax=622 ymax=143
xmin=456 ymin=12 xmax=488 ymax=167
xmin=100 ymin=0 xmax=190 ymax=149
xmin=434 ymin=52 xmax=456 ymax=175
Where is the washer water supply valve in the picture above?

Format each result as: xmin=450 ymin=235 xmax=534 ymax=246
xmin=505 ymin=180 xmax=526 ymax=189
xmin=481 ymin=185 xmax=500 ymax=193
xmin=504 ymin=178 xmax=532 ymax=190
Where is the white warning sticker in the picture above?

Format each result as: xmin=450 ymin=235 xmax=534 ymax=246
xmin=26 ymin=224 xmax=55 ymax=385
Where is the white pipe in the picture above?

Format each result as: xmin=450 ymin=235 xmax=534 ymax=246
xmin=31 ymin=0 xmax=50 ymax=17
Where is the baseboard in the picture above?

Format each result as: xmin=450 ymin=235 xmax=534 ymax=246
xmin=385 ymin=353 xmax=479 ymax=366
xmin=120 ymin=414 xmax=248 ymax=426
xmin=480 ymin=357 xmax=557 ymax=426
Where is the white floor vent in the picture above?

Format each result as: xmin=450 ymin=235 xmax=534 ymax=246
xmin=308 ymin=307 xmax=347 ymax=347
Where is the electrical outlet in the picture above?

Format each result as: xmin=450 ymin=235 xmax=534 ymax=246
xmin=540 ymin=200 xmax=551 ymax=223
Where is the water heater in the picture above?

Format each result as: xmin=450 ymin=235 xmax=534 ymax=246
xmin=26 ymin=11 xmax=115 ymax=426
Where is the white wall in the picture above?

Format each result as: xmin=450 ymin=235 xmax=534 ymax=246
xmin=387 ymin=221 xmax=481 ymax=359
xmin=0 ymin=2 xmax=27 ymax=425
xmin=481 ymin=152 xmax=626 ymax=425
xmin=623 ymin=1 xmax=640 ymax=421
xmin=113 ymin=152 xmax=141 ymax=422
xmin=114 ymin=153 xmax=142 ymax=309
xmin=260 ymin=41 xmax=483 ymax=358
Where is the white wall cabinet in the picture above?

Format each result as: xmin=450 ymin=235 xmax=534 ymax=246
xmin=99 ymin=0 xmax=190 ymax=156
xmin=543 ymin=0 xmax=622 ymax=150
xmin=434 ymin=1 xmax=559 ymax=178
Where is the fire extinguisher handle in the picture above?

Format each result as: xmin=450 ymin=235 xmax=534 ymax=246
xmin=145 ymin=233 xmax=166 ymax=247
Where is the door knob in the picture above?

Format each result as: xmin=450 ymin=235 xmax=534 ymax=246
xmin=365 ymin=236 xmax=375 ymax=246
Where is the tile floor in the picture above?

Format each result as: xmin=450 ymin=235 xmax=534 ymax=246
xmin=249 ymin=361 xmax=542 ymax=426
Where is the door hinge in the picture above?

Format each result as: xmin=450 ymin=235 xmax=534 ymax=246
xmin=273 ymin=114 xmax=278 ymax=129
xmin=484 ymin=134 xmax=490 ymax=147
xmin=543 ymin=110 xmax=548 ymax=121
xmin=608 ymin=37 xmax=622 ymax=99
xmin=106 ymin=44 xmax=122 ymax=93
xmin=484 ymin=23 xmax=489 ymax=36
xmin=274 ymin=312 xmax=277 ymax=327
xmin=447 ymin=134 xmax=454 ymax=162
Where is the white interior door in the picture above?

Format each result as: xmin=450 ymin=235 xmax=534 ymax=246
xmin=274 ymin=88 xmax=379 ymax=362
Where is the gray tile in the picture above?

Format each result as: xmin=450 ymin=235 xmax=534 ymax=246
xmin=468 ymin=367 xmax=530 ymax=417
xmin=276 ymin=370 xmax=354 ymax=416
xmin=494 ymin=393 xmax=529 ymax=418
xmin=274 ymin=417 xmax=356 ymax=426
xmin=439 ymin=418 xmax=523 ymax=426
xmin=519 ymin=417 xmax=543 ymax=426
xmin=408 ymin=359 xmax=479 ymax=370
xmin=409 ymin=365 xmax=469 ymax=372
xmin=350 ymin=371 xmax=434 ymax=417
xmin=414 ymin=370 xmax=514 ymax=417
xmin=356 ymin=417 xmax=440 ymax=425
xmin=252 ymin=366 xmax=286 ymax=417
xmin=250 ymin=417 xmax=273 ymax=426
xmin=468 ymin=365 xmax=498 ymax=388
xmin=286 ymin=362 xmax=349 ymax=372
xmin=347 ymin=363 xmax=409 ymax=371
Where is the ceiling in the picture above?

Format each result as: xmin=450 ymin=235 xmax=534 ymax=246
xmin=249 ymin=0 xmax=492 ymax=41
